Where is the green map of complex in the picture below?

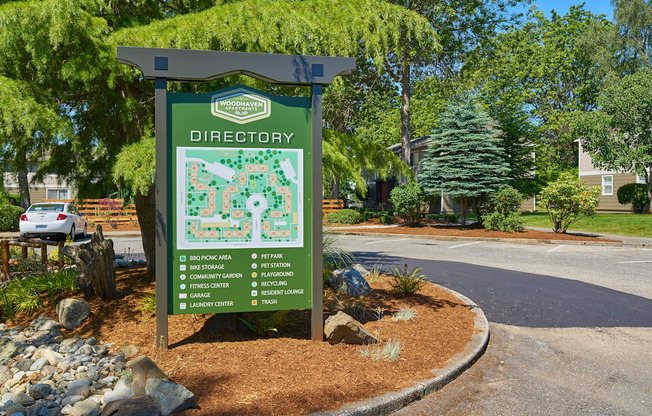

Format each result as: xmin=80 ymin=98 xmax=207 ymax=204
xmin=176 ymin=146 xmax=304 ymax=249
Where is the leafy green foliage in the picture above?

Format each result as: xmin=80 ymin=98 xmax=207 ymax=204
xmin=617 ymin=183 xmax=650 ymax=213
xmin=612 ymin=0 xmax=652 ymax=72
xmin=141 ymin=293 xmax=156 ymax=314
xmin=326 ymin=209 xmax=363 ymax=225
xmin=389 ymin=182 xmax=429 ymax=227
xmin=113 ymin=136 xmax=156 ymax=195
xmin=538 ymin=173 xmax=601 ymax=233
xmin=0 ymin=269 xmax=79 ymax=317
xmin=419 ymin=95 xmax=509 ymax=225
xmin=379 ymin=215 xmax=394 ymax=224
xmin=480 ymin=186 xmax=525 ymax=232
xmin=577 ymin=69 xmax=652 ymax=203
xmin=239 ymin=310 xmax=291 ymax=336
xmin=0 ymin=203 xmax=23 ymax=231
xmin=387 ymin=264 xmax=427 ymax=296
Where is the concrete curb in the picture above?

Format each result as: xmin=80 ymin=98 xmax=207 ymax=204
xmin=308 ymin=285 xmax=490 ymax=416
xmin=333 ymin=230 xmax=652 ymax=248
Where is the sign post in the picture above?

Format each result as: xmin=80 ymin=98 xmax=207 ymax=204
xmin=117 ymin=47 xmax=355 ymax=345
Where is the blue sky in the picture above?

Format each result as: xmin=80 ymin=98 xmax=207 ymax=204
xmin=517 ymin=1 xmax=614 ymax=19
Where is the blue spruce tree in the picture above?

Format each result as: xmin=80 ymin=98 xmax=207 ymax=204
xmin=419 ymin=95 xmax=509 ymax=225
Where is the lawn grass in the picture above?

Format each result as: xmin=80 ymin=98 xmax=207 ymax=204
xmin=522 ymin=212 xmax=652 ymax=238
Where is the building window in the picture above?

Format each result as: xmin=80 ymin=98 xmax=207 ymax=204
xmin=47 ymin=189 xmax=69 ymax=200
xmin=602 ymin=175 xmax=613 ymax=196
xmin=636 ymin=175 xmax=646 ymax=184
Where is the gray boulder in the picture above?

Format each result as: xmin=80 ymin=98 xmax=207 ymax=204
xmin=0 ymin=365 xmax=12 ymax=385
xmin=352 ymin=263 xmax=371 ymax=277
xmin=12 ymin=392 xmax=35 ymax=406
xmin=324 ymin=311 xmax=379 ymax=345
xmin=100 ymin=395 xmax=163 ymax=416
xmin=117 ymin=345 xmax=138 ymax=359
xmin=28 ymin=384 xmax=52 ymax=400
xmin=145 ymin=379 xmax=195 ymax=416
xmin=125 ymin=356 xmax=167 ymax=396
xmin=330 ymin=268 xmax=371 ymax=297
xmin=4 ymin=403 xmax=25 ymax=416
xmin=14 ymin=359 xmax=34 ymax=372
xmin=0 ymin=339 xmax=20 ymax=365
xmin=66 ymin=379 xmax=91 ymax=398
xmin=102 ymin=387 xmax=135 ymax=405
xmin=56 ymin=299 xmax=91 ymax=330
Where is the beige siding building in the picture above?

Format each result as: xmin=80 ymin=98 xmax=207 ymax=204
xmin=577 ymin=140 xmax=644 ymax=213
xmin=3 ymin=171 xmax=74 ymax=203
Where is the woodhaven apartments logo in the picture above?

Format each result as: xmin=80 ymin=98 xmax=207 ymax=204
xmin=211 ymin=89 xmax=271 ymax=124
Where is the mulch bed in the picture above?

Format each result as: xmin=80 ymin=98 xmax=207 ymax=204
xmin=327 ymin=218 xmax=621 ymax=243
xmin=8 ymin=268 xmax=475 ymax=415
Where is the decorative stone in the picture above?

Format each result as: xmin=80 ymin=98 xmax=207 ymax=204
xmin=13 ymin=334 xmax=27 ymax=344
xmin=145 ymin=379 xmax=195 ymax=416
xmin=69 ymin=399 xmax=100 ymax=416
xmin=14 ymin=359 xmax=35 ymax=372
xmin=66 ymin=379 xmax=90 ymax=398
xmin=102 ymin=387 xmax=135 ymax=405
xmin=43 ymin=350 xmax=64 ymax=366
xmin=352 ymin=263 xmax=371 ymax=277
xmin=12 ymin=392 xmax=36 ymax=406
xmin=5 ymin=403 xmax=26 ymax=416
xmin=30 ymin=316 xmax=60 ymax=332
xmin=25 ymin=402 xmax=48 ymax=416
xmin=30 ymin=358 xmax=49 ymax=372
xmin=56 ymin=299 xmax=91 ymax=331
xmin=125 ymin=357 xmax=167 ymax=396
xmin=0 ymin=365 xmax=14 ymax=385
xmin=117 ymin=346 xmax=138 ymax=359
xmin=0 ymin=339 xmax=20 ymax=365
xmin=100 ymin=395 xmax=163 ymax=416
xmin=61 ymin=395 xmax=86 ymax=408
xmin=28 ymin=384 xmax=52 ymax=400
xmin=330 ymin=268 xmax=372 ymax=297
xmin=324 ymin=311 xmax=379 ymax=345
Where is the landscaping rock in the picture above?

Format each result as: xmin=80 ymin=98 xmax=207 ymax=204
xmin=352 ymin=263 xmax=371 ymax=277
xmin=15 ymin=359 xmax=35 ymax=372
xmin=126 ymin=357 xmax=167 ymax=396
xmin=56 ymin=299 xmax=91 ymax=331
xmin=117 ymin=346 xmax=138 ymax=359
xmin=12 ymin=392 xmax=36 ymax=406
xmin=102 ymin=387 xmax=135 ymax=405
xmin=28 ymin=384 xmax=52 ymax=400
xmin=30 ymin=316 xmax=61 ymax=332
xmin=42 ymin=350 xmax=63 ymax=366
xmin=5 ymin=403 xmax=26 ymax=416
xmin=100 ymin=395 xmax=163 ymax=416
xmin=324 ymin=311 xmax=379 ymax=345
xmin=0 ymin=365 xmax=12 ymax=385
xmin=330 ymin=268 xmax=372 ymax=297
xmin=66 ymin=379 xmax=91 ymax=398
xmin=69 ymin=398 xmax=100 ymax=416
xmin=0 ymin=339 xmax=20 ymax=365
xmin=145 ymin=379 xmax=195 ymax=416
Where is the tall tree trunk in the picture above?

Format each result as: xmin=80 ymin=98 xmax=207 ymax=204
xmin=330 ymin=177 xmax=340 ymax=200
xmin=400 ymin=58 xmax=411 ymax=185
xmin=459 ymin=196 xmax=467 ymax=226
xmin=16 ymin=151 xmax=30 ymax=209
xmin=134 ymin=186 xmax=155 ymax=273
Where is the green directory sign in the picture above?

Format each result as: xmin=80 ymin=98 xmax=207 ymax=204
xmin=168 ymin=85 xmax=312 ymax=315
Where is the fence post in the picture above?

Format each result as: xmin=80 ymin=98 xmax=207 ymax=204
xmin=1 ymin=241 xmax=9 ymax=280
xmin=22 ymin=245 xmax=28 ymax=260
xmin=40 ymin=243 xmax=48 ymax=268
xmin=57 ymin=241 xmax=64 ymax=271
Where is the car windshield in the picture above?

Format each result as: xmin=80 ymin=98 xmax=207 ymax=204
xmin=29 ymin=204 xmax=65 ymax=213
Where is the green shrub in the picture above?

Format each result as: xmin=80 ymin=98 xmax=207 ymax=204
xmin=239 ymin=310 xmax=291 ymax=336
xmin=0 ymin=269 xmax=79 ymax=317
xmin=538 ymin=173 xmax=601 ymax=233
xmin=481 ymin=186 xmax=525 ymax=232
xmin=141 ymin=293 xmax=156 ymax=314
xmin=482 ymin=211 xmax=525 ymax=232
xmin=379 ymin=215 xmax=394 ymax=224
xmin=617 ymin=183 xmax=650 ymax=213
xmin=389 ymin=182 xmax=430 ymax=227
xmin=0 ymin=204 xmax=23 ymax=231
xmin=388 ymin=264 xmax=427 ymax=296
xmin=327 ymin=209 xmax=363 ymax=224
xmin=0 ymin=193 xmax=20 ymax=206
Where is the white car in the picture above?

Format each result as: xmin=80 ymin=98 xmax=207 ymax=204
xmin=19 ymin=202 xmax=87 ymax=240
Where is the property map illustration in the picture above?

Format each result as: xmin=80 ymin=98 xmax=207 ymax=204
xmin=176 ymin=147 xmax=303 ymax=249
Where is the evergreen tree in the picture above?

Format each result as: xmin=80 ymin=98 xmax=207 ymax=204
xmin=419 ymin=95 xmax=509 ymax=225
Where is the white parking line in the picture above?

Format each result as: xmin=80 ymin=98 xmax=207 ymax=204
xmin=548 ymin=245 xmax=567 ymax=252
xmin=364 ymin=238 xmax=407 ymax=245
xmin=447 ymin=242 xmax=481 ymax=249
xmin=618 ymin=260 xmax=652 ymax=264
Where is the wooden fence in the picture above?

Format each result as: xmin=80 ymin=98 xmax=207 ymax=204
xmin=323 ymin=199 xmax=344 ymax=214
xmin=43 ymin=199 xmax=139 ymax=228
xmin=1 ymin=239 xmax=65 ymax=280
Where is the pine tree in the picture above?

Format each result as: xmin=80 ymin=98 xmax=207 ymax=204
xmin=419 ymin=95 xmax=509 ymax=225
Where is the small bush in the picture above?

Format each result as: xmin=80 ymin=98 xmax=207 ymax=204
xmin=239 ymin=310 xmax=291 ymax=336
xmin=389 ymin=182 xmax=430 ymax=227
xmin=360 ymin=337 xmax=403 ymax=361
xmin=0 ymin=269 xmax=79 ymax=317
xmin=327 ymin=209 xmax=363 ymax=224
xmin=481 ymin=186 xmax=525 ymax=232
xmin=379 ymin=215 xmax=394 ymax=224
xmin=0 ymin=193 xmax=20 ymax=206
xmin=388 ymin=264 xmax=427 ymax=296
xmin=0 ymin=204 xmax=23 ymax=232
xmin=141 ymin=293 xmax=156 ymax=314
xmin=392 ymin=305 xmax=418 ymax=321
xmin=482 ymin=211 xmax=525 ymax=232
xmin=538 ymin=173 xmax=601 ymax=233
xmin=617 ymin=183 xmax=650 ymax=213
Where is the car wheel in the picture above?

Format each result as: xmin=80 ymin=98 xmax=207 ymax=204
xmin=69 ymin=225 xmax=76 ymax=242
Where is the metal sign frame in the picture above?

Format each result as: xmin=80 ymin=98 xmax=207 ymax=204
xmin=117 ymin=47 xmax=355 ymax=345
